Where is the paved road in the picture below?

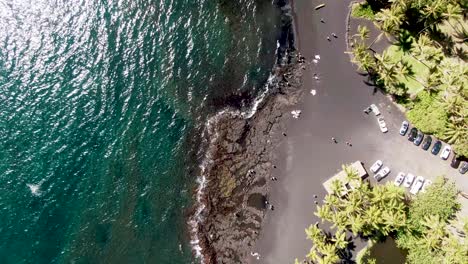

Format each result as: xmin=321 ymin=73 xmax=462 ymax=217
xmin=250 ymin=0 xmax=466 ymax=263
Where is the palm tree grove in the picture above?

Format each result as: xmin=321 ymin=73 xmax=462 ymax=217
xmin=350 ymin=0 xmax=467 ymax=157
xmin=297 ymin=165 xmax=466 ymax=264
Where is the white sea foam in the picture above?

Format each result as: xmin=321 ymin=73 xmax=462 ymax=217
xmin=27 ymin=183 xmax=41 ymax=196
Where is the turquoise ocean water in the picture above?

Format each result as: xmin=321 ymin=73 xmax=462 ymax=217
xmin=0 ymin=0 xmax=280 ymax=263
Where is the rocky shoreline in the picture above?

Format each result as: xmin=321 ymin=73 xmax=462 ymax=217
xmin=192 ymin=2 xmax=307 ymax=262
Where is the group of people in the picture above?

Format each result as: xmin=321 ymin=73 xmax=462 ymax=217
xmin=331 ymin=137 xmax=352 ymax=146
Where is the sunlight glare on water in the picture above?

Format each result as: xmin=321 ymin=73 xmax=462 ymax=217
xmin=0 ymin=0 xmax=280 ymax=263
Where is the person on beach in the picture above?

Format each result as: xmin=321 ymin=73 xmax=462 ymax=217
xmin=250 ymin=252 xmax=260 ymax=260
xmin=332 ymin=137 xmax=337 ymax=143
xmin=332 ymin=33 xmax=337 ymax=38
xmin=327 ymin=36 xmax=331 ymax=41
xmin=320 ymin=18 xmax=324 ymax=23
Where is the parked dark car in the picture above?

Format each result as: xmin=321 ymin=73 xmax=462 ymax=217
xmin=408 ymin=128 xmax=418 ymax=141
xmin=431 ymin=140 xmax=442 ymax=155
xmin=363 ymin=107 xmax=372 ymax=114
xmin=413 ymin=131 xmax=424 ymax=146
xmin=421 ymin=136 xmax=432 ymax=150
xmin=460 ymin=162 xmax=468 ymax=174
xmin=450 ymin=156 xmax=461 ymax=169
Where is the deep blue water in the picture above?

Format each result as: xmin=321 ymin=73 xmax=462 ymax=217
xmin=0 ymin=0 xmax=280 ymax=263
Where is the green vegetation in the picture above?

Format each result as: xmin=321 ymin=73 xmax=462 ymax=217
xmin=351 ymin=3 xmax=376 ymax=20
xmin=397 ymin=177 xmax=460 ymax=240
xmin=406 ymin=91 xmax=448 ymax=135
xmin=395 ymin=178 xmax=466 ymax=264
xmin=295 ymin=166 xmax=467 ymax=264
xmin=385 ymin=45 xmax=427 ymax=95
xmin=348 ymin=0 xmax=468 ymax=156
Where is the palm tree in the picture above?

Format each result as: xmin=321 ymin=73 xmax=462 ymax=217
xmin=395 ymin=61 xmax=412 ymax=79
xmin=375 ymin=50 xmax=395 ymax=70
xmin=332 ymin=230 xmax=349 ymax=249
xmin=319 ymin=243 xmax=340 ymax=264
xmin=442 ymin=123 xmax=466 ymax=145
xmin=439 ymin=93 xmax=465 ymax=120
xmin=349 ymin=216 xmax=365 ymax=235
xmin=343 ymin=165 xmax=360 ymax=182
xmin=442 ymin=4 xmax=465 ymax=33
xmin=375 ymin=50 xmax=400 ymax=92
xmin=410 ymin=35 xmax=433 ymax=69
xmin=330 ymin=212 xmax=349 ymax=231
xmin=382 ymin=184 xmax=405 ymax=201
xmin=420 ymin=214 xmax=446 ymax=250
xmin=425 ymin=68 xmax=442 ymax=94
xmin=306 ymin=223 xmax=323 ymax=241
xmin=324 ymin=193 xmax=341 ymax=208
xmin=365 ymin=205 xmax=383 ymax=233
xmin=330 ymin=180 xmax=344 ymax=196
xmin=307 ymin=246 xmax=322 ymax=263
xmin=349 ymin=41 xmax=376 ymax=72
xmin=421 ymin=0 xmax=444 ymax=27
xmin=355 ymin=25 xmax=370 ymax=41
xmin=315 ymin=205 xmax=333 ymax=222
xmin=346 ymin=193 xmax=364 ymax=216
xmin=374 ymin=7 xmax=404 ymax=34
xmin=423 ymin=45 xmax=444 ymax=65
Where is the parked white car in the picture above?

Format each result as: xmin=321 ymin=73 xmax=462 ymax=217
xmin=370 ymin=160 xmax=383 ymax=173
xmin=440 ymin=145 xmax=451 ymax=160
xmin=394 ymin=172 xmax=405 ymax=186
xmin=377 ymin=117 xmax=388 ymax=133
xmin=403 ymin=173 xmax=415 ymax=188
xmin=370 ymin=104 xmax=380 ymax=116
xmin=421 ymin=180 xmax=432 ymax=193
xmin=410 ymin=176 xmax=425 ymax=195
xmin=399 ymin=121 xmax=409 ymax=136
xmin=375 ymin=166 xmax=390 ymax=181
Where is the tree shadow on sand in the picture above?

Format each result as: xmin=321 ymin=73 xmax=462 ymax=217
xmin=322 ymin=231 xmax=357 ymax=264
xmin=337 ymin=237 xmax=357 ymax=264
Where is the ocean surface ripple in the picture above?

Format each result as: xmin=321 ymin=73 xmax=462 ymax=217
xmin=0 ymin=0 xmax=279 ymax=263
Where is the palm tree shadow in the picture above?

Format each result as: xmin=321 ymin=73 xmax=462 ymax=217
xmin=394 ymin=30 xmax=413 ymax=53
xmin=337 ymin=237 xmax=356 ymax=264
xmin=453 ymin=47 xmax=467 ymax=61
xmin=362 ymin=77 xmax=381 ymax=96
xmin=357 ymin=71 xmax=369 ymax=77
xmin=428 ymin=26 xmax=455 ymax=56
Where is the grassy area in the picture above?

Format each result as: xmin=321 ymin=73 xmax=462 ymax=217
xmin=386 ymin=45 xmax=427 ymax=96
xmin=351 ymin=3 xmax=375 ymax=19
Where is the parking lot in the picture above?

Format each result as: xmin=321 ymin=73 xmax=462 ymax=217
xmin=357 ymin=100 xmax=467 ymax=194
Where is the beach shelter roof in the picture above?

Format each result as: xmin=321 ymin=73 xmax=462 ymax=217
xmin=323 ymin=161 xmax=368 ymax=195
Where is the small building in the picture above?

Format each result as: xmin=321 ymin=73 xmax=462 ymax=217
xmin=323 ymin=161 xmax=368 ymax=195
